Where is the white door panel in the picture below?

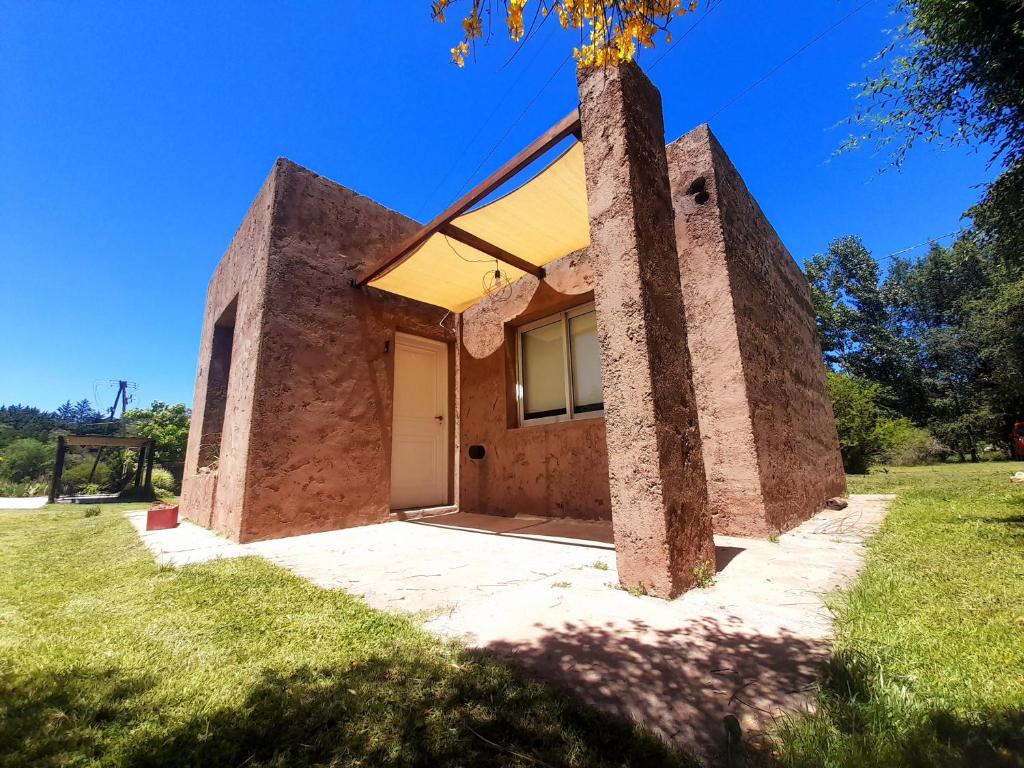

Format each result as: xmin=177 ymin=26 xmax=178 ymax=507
xmin=390 ymin=334 xmax=448 ymax=509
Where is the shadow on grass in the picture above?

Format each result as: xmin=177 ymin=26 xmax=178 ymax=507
xmin=0 ymin=666 xmax=159 ymax=765
xmin=4 ymin=623 xmax=1018 ymax=767
xmin=0 ymin=617 xmax=833 ymax=766
xmin=760 ymin=649 xmax=1024 ymax=768
xmin=479 ymin=616 xmax=1022 ymax=767
xmin=482 ymin=615 xmax=830 ymax=764
xmin=0 ymin=652 xmax=695 ymax=768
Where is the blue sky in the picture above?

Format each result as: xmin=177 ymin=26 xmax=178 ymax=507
xmin=1 ymin=0 xmax=997 ymax=411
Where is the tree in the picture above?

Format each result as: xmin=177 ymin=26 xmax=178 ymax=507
xmin=0 ymin=405 xmax=60 ymax=446
xmin=960 ymin=251 xmax=1024 ymax=449
xmin=902 ymin=238 xmax=1024 ymax=454
xmin=805 ymin=236 xmax=927 ymax=420
xmin=431 ymin=0 xmax=698 ymax=67
xmin=0 ymin=438 xmax=53 ymax=483
xmin=850 ymin=0 xmax=1024 ymax=266
xmin=124 ymin=402 xmax=191 ymax=464
xmin=969 ymin=163 xmax=1024 ymax=272
xmin=809 ymin=230 xmax=1024 ymax=462
xmin=852 ymin=1 xmax=1024 ymax=166
xmin=827 ymin=373 xmax=891 ymax=474
xmin=55 ymin=399 xmax=103 ymax=426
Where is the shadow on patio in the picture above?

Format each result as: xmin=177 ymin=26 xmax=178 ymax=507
xmin=481 ymin=614 xmax=826 ymax=761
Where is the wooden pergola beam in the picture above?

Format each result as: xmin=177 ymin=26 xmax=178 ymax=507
xmin=439 ymin=223 xmax=545 ymax=279
xmin=64 ymin=435 xmax=155 ymax=448
xmin=356 ymin=107 xmax=581 ymax=286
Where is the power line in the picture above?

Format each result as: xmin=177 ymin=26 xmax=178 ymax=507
xmin=882 ymin=230 xmax=964 ymax=260
xmin=450 ymin=51 xmax=574 ymax=205
xmin=649 ymin=0 xmax=728 ymax=71
xmin=415 ymin=20 xmax=561 ymax=220
xmin=706 ymin=0 xmax=876 ymax=122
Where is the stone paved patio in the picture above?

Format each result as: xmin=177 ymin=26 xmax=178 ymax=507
xmin=126 ymin=494 xmax=892 ymax=759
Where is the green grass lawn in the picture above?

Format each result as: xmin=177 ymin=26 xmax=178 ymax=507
xmin=4 ymin=465 xmax=1022 ymax=767
xmin=764 ymin=462 xmax=1024 ymax=768
xmin=0 ymin=502 xmax=691 ymax=767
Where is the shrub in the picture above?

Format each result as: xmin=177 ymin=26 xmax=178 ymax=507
xmin=0 ymin=438 xmax=53 ymax=482
xmin=876 ymin=418 xmax=948 ymax=466
xmin=83 ymin=506 xmax=101 ymax=518
xmin=0 ymin=479 xmax=49 ymax=497
xmin=827 ymin=373 xmax=889 ymax=474
xmin=150 ymin=467 xmax=177 ymax=496
xmin=61 ymin=462 xmax=112 ymax=494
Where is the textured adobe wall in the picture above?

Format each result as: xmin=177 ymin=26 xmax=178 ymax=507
xmin=708 ymin=130 xmax=846 ymax=530
xmin=578 ymin=62 xmax=714 ymax=598
xmin=238 ymin=160 xmax=455 ymax=542
xmin=180 ymin=168 xmax=277 ymax=539
xmin=459 ymin=250 xmax=611 ymax=520
xmin=667 ymin=125 xmax=845 ymax=535
xmin=666 ymin=129 xmax=768 ymax=534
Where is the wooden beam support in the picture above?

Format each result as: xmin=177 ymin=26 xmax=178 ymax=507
xmin=48 ymin=436 xmax=67 ymax=503
xmin=439 ymin=223 xmax=545 ymax=279
xmin=144 ymin=442 xmax=156 ymax=491
xmin=357 ymin=107 xmax=581 ymax=285
xmin=133 ymin=444 xmax=146 ymax=490
xmin=64 ymin=435 xmax=152 ymax=448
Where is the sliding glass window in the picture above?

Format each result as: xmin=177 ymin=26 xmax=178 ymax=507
xmin=516 ymin=303 xmax=604 ymax=425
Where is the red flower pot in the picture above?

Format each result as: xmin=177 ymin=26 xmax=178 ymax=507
xmin=146 ymin=503 xmax=179 ymax=531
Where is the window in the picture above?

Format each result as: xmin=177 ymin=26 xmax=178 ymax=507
xmin=516 ymin=303 xmax=603 ymax=425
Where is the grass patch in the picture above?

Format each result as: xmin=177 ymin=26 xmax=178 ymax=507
xmin=691 ymin=559 xmax=715 ymax=588
xmin=0 ymin=501 xmax=692 ymax=767
xmin=761 ymin=462 xmax=1024 ymax=767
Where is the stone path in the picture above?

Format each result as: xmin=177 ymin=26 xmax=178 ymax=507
xmin=0 ymin=496 xmax=48 ymax=510
xmin=126 ymin=495 xmax=892 ymax=759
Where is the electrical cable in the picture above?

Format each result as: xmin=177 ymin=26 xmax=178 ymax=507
xmin=648 ymin=0 xmax=727 ymax=71
xmin=705 ymin=0 xmax=877 ymax=122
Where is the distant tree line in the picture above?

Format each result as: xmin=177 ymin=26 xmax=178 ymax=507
xmin=811 ymin=0 xmax=1023 ymax=473
xmin=808 ymin=234 xmax=1022 ymax=472
xmin=0 ymin=400 xmax=190 ymax=498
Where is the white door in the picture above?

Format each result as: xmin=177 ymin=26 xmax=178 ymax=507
xmin=390 ymin=333 xmax=449 ymax=510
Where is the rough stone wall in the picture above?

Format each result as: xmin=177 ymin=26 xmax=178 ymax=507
xmin=459 ymin=121 xmax=843 ymax=538
xmin=578 ymin=62 xmax=714 ymax=598
xmin=707 ymin=130 xmax=846 ymax=530
xmin=180 ymin=168 xmax=277 ymax=539
xmin=237 ymin=160 xmax=456 ymax=542
xmin=459 ymin=250 xmax=611 ymax=520
xmin=667 ymin=125 xmax=845 ymax=535
xmin=666 ymin=128 xmax=768 ymax=534
xmin=182 ymin=159 xmax=456 ymax=543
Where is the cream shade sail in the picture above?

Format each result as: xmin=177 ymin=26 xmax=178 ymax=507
xmin=368 ymin=142 xmax=590 ymax=312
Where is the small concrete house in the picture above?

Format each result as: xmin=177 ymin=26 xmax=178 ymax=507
xmin=181 ymin=64 xmax=845 ymax=598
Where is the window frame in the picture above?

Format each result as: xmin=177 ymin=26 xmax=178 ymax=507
xmin=515 ymin=302 xmax=604 ymax=427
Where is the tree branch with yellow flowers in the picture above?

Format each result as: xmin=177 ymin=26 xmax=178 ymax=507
xmin=431 ymin=0 xmax=698 ymax=67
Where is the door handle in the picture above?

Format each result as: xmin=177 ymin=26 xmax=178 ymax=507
xmin=435 ymin=415 xmax=444 ymax=422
